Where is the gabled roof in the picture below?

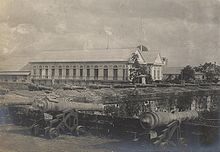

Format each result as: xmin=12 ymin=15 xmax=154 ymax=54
xmin=163 ymin=67 xmax=183 ymax=75
xmin=20 ymin=63 xmax=31 ymax=71
xmin=31 ymin=48 xmax=139 ymax=63
xmin=139 ymin=51 xmax=162 ymax=64
xmin=0 ymin=71 xmax=31 ymax=76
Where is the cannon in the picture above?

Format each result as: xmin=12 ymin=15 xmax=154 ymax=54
xmin=1 ymin=94 xmax=105 ymax=138
xmin=32 ymin=96 xmax=105 ymax=112
xmin=140 ymin=110 xmax=199 ymax=129
xmin=139 ymin=111 xmax=199 ymax=146
xmin=28 ymin=83 xmax=53 ymax=91
xmin=29 ymin=97 xmax=105 ymax=138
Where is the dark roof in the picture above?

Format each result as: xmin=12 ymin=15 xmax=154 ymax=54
xmin=163 ymin=67 xmax=183 ymax=75
xmin=140 ymin=51 xmax=161 ymax=64
xmin=31 ymin=48 xmax=138 ymax=63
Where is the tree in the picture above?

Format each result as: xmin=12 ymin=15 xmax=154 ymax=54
xmin=194 ymin=62 xmax=220 ymax=83
xmin=129 ymin=53 xmax=152 ymax=84
xmin=181 ymin=65 xmax=195 ymax=82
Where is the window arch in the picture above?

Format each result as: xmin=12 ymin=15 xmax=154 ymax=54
xmin=66 ymin=66 xmax=70 ymax=78
xmin=73 ymin=66 xmax=76 ymax=78
xmin=123 ymin=67 xmax=128 ymax=81
xmin=58 ymin=66 xmax=62 ymax=78
xmin=51 ymin=66 xmax=55 ymax=78
xmin=103 ymin=65 xmax=108 ymax=80
xmin=45 ymin=66 xmax=49 ymax=79
xmin=113 ymin=65 xmax=118 ymax=80
xmin=94 ymin=65 xmax=99 ymax=80
xmin=86 ymin=66 xmax=90 ymax=79
xmin=39 ymin=66 xmax=42 ymax=78
xmin=80 ymin=66 xmax=83 ymax=79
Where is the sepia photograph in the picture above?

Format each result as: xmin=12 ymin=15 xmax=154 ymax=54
xmin=0 ymin=0 xmax=219 ymax=151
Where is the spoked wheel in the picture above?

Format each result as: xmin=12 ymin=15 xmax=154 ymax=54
xmin=48 ymin=128 xmax=59 ymax=139
xmin=75 ymin=125 xmax=87 ymax=136
xmin=31 ymin=124 xmax=40 ymax=136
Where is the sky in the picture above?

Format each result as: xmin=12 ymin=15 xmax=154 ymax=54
xmin=0 ymin=0 xmax=219 ymax=70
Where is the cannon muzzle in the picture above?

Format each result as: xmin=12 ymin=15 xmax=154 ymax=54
xmin=140 ymin=110 xmax=199 ymax=129
xmin=32 ymin=97 xmax=105 ymax=112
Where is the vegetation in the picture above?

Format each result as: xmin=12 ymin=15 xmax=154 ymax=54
xmin=181 ymin=65 xmax=195 ymax=82
xmin=166 ymin=62 xmax=220 ymax=84
xmin=129 ymin=53 xmax=152 ymax=84
xmin=194 ymin=62 xmax=220 ymax=83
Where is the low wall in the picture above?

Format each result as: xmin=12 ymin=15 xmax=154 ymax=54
xmin=31 ymin=79 xmax=130 ymax=86
xmin=0 ymin=82 xmax=29 ymax=90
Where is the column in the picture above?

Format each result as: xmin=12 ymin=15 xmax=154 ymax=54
xmin=109 ymin=66 xmax=113 ymax=80
xmin=90 ymin=66 xmax=94 ymax=80
xmin=62 ymin=66 xmax=65 ymax=79
xmin=99 ymin=65 xmax=103 ymax=80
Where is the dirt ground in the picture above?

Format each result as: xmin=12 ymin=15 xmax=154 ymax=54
xmin=0 ymin=124 xmax=157 ymax=152
xmin=0 ymin=87 xmax=220 ymax=152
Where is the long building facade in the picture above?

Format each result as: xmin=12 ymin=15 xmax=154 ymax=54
xmin=29 ymin=46 xmax=167 ymax=85
xmin=31 ymin=61 xmax=130 ymax=84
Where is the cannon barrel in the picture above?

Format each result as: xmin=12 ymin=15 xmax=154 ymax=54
xmin=32 ymin=98 xmax=105 ymax=112
xmin=0 ymin=94 xmax=32 ymax=106
xmin=140 ymin=110 xmax=199 ymax=129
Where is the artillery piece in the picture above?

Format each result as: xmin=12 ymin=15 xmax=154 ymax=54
xmin=4 ymin=95 xmax=105 ymax=138
xmin=3 ymin=94 xmax=200 ymax=143
xmin=140 ymin=111 xmax=199 ymax=129
xmin=139 ymin=111 xmax=199 ymax=146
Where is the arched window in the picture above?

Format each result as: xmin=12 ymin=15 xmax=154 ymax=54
xmin=58 ymin=66 xmax=62 ymax=78
xmin=66 ymin=66 xmax=70 ymax=78
xmin=154 ymin=68 xmax=156 ymax=80
xmin=33 ymin=68 xmax=37 ymax=78
xmin=39 ymin=66 xmax=42 ymax=78
xmin=157 ymin=68 xmax=160 ymax=80
xmin=86 ymin=66 xmax=90 ymax=80
xmin=45 ymin=66 xmax=48 ymax=79
xmin=51 ymin=66 xmax=55 ymax=78
xmin=73 ymin=65 xmax=76 ymax=78
xmin=94 ymin=65 xmax=99 ymax=80
xmin=103 ymin=65 xmax=108 ymax=80
xmin=123 ymin=67 xmax=128 ymax=81
xmin=113 ymin=65 xmax=118 ymax=80
xmin=80 ymin=65 xmax=83 ymax=79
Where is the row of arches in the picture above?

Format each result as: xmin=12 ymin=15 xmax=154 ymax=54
xmin=33 ymin=65 xmax=128 ymax=81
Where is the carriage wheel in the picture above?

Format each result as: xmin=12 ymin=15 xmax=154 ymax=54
xmin=48 ymin=128 xmax=59 ymax=139
xmin=75 ymin=125 xmax=86 ymax=136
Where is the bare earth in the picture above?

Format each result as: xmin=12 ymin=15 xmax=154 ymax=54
xmin=0 ymin=124 xmax=154 ymax=152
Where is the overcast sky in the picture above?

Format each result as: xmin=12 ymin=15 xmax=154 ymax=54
xmin=0 ymin=0 xmax=220 ymax=70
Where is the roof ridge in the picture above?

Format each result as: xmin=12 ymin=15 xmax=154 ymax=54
xmin=42 ymin=47 xmax=137 ymax=52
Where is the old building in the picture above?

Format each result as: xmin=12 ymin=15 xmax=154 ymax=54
xmin=0 ymin=71 xmax=31 ymax=83
xmin=163 ymin=67 xmax=183 ymax=80
xmin=194 ymin=72 xmax=206 ymax=81
xmin=163 ymin=67 xmax=206 ymax=81
xmin=28 ymin=46 xmax=166 ymax=85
